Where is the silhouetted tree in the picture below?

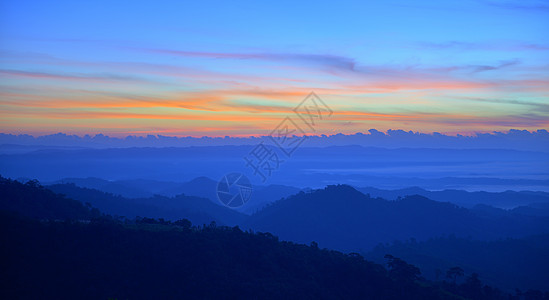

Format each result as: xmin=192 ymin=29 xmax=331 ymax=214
xmin=462 ymin=272 xmax=483 ymax=299
xmin=435 ymin=268 xmax=442 ymax=281
xmin=174 ymin=218 xmax=192 ymax=230
xmin=25 ymin=179 xmax=41 ymax=188
xmin=523 ymin=289 xmax=545 ymax=300
xmin=446 ymin=266 xmax=464 ymax=284
xmin=384 ymin=254 xmax=421 ymax=283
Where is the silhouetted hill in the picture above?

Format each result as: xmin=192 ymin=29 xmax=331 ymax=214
xmin=48 ymin=183 xmax=246 ymax=226
xmin=366 ymin=234 xmax=549 ymax=292
xmin=0 ymin=176 xmax=99 ymax=220
xmin=110 ymin=178 xmax=181 ymax=194
xmin=244 ymin=185 xmax=549 ymax=252
xmin=241 ymin=184 xmax=303 ymax=214
xmin=356 ymin=186 xmax=549 ymax=209
xmin=159 ymin=176 xmax=218 ymax=198
xmin=49 ymin=177 xmax=154 ymax=198
xmin=2 ymin=211 xmax=506 ymax=300
xmin=145 ymin=176 xmax=303 ymax=214
xmin=511 ymin=202 xmax=549 ymax=217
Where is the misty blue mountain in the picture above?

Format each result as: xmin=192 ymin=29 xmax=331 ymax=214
xmin=2 ymin=130 xmax=549 ymax=299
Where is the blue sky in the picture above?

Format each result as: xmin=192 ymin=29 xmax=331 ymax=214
xmin=1 ymin=0 xmax=548 ymax=136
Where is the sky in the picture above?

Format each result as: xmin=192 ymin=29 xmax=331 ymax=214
xmin=0 ymin=0 xmax=548 ymax=137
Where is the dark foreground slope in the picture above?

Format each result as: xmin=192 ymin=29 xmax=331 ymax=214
xmin=1 ymin=212 xmax=473 ymax=300
xmin=0 ymin=177 xmax=100 ymax=220
xmin=366 ymin=235 xmax=549 ymax=292
xmin=1 ymin=177 xmax=514 ymax=300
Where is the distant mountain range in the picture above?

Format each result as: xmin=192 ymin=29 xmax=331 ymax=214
xmin=3 ymin=176 xmax=549 ymax=293
xmin=2 ymin=145 xmax=548 ymax=191
xmin=47 ymin=183 xmax=246 ymax=226
xmin=356 ymin=186 xmax=549 ymax=209
xmin=15 ymin=176 xmax=544 ymax=250
xmin=45 ymin=176 xmax=549 ymax=211
xmin=46 ymin=176 xmax=304 ymax=214
xmin=36 ymin=178 xmax=549 ymax=252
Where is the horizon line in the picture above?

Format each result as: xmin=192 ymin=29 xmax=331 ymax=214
xmin=1 ymin=128 xmax=548 ymax=139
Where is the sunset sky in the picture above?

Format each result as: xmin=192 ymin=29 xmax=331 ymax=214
xmin=1 ymin=0 xmax=548 ymax=136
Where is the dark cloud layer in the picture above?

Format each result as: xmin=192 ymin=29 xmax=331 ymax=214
xmin=1 ymin=129 xmax=548 ymax=152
